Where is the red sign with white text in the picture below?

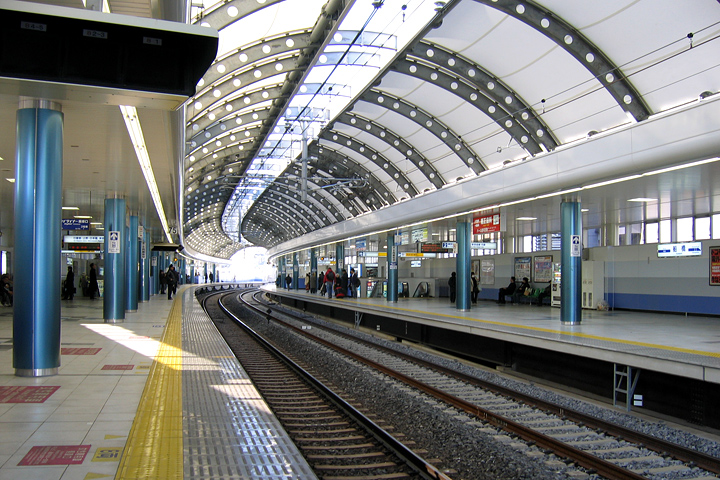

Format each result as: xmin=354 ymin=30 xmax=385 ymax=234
xmin=473 ymin=213 xmax=501 ymax=234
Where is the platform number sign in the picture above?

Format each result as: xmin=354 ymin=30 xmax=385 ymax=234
xmin=108 ymin=231 xmax=120 ymax=254
xmin=570 ymin=235 xmax=581 ymax=257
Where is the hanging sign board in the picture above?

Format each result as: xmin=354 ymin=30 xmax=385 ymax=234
xmin=62 ymin=219 xmax=89 ymax=230
xmin=473 ymin=213 xmax=501 ymax=234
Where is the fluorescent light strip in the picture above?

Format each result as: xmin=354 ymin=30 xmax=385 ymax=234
xmin=119 ymin=105 xmax=173 ymax=243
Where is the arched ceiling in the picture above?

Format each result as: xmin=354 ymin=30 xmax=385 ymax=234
xmin=180 ymin=0 xmax=720 ymax=257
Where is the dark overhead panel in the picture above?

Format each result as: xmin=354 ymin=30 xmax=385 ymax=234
xmin=0 ymin=1 xmax=218 ymax=98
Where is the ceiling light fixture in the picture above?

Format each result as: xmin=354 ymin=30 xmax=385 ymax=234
xmin=516 ymin=217 xmax=537 ymax=220
xmin=628 ymin=197 xmax=657 ymax=202
xmin=74 ymin=215 xmax=92 ymax=219
xmin=62 ymin=206 xmax=80 ymax=210
xmin=119 ymin=105 xmax=173 ymax=243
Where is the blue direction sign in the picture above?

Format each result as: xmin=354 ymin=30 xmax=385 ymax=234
xmin=62 ymin=219 xmax=89 ymax=230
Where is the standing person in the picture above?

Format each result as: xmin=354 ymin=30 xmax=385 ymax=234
xmin=62 ymin=266 xmax=75 ymax=300
xmin=166 ymin=264 xmax=179 ymax=300
xmin=318 ymin=271 xmax=325 ymax=295
xmin=448 ymin=272 xmax=457 ymax=303
xmin=497 ymin=276 xmax=516 ymax=304
xmin=470 ymin=271 xmax=479 ymax=304
xmin=89 ymin=263 xmax=99 ymax=300
xmin=159 ymin=270 xmax=167 ymax=294
xmin=285 ymin=273 xmax=292 ymax=290
xmin=348 ymin=268 xmax=359 ymax=298
xmin=324 ymin=267 xmax=335 ymax=298
xmin=209 ymin=272 xmax=214 ymax=283
xmin=309 ymin=271 xmax=317 ymax=293
xmin=337 ymin=269 xmax=348 ymax=298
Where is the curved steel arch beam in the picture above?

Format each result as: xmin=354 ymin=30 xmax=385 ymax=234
xmin=266 ymin=179 xmax=342 ymax=225
xmin=192 ymin=0 xmax=284 ymax=30
xmin=357 ymin=89 xmax=486 ymax=173
xmin=410 ymin=40 xmax=558 ymax=151
xmin=188 ymin=84 xmax=283 ymax=134
xmin=334 ymin=112 xmax=446 ymax=190
xmin=199 ymin=30 xmax=312 ymax=88
xmin=245 ymin=202 xmax=307 ymax=240
xmin=310 ymin=143 xmax=396 ymax=207
xmin=187 ymin=108 xmax=270 ymax=155
xmin=319 ymin=130 xmax=419 ymax=198
xmin=394 ymin=58 xmax=544 ymax=155
xmin=474 ymin=0 xmax=651 ymax=122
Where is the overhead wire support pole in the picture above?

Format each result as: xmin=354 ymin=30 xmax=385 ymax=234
xmin=301 ymin=119 xmax=308 ymax=203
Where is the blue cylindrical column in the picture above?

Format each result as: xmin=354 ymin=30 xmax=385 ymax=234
xmin=140 ymin=226 xmax=150 ymax=301
xmin=13 ymin=100 xmax=63 ymax=377
xmin=561 ymin=201 xmax=582 ymax=325
xmin=150 ymin=251 xmax=158 ymax=295
xmin=180 ymin=258 xmax=186 ymax=285
xmin=190 ymin=262 xmax=195 ymax=284
xmin=387 ymin=233 xmax=398 ymax=303
xmin=126 ymin=215 xmax=139 ymax=312
xmin=456 ymin=220 xmax=472 ymax=311
xmin=336 ymin=244 xmax=344 ymax=273
xmin=292 ymin=252 xmax=299 ymax=290
xmin=104 ymin=197 xmax=126 ymax=323
xmin=212 ymin=264 xmax=216 ymax=283
xmin=310 ymin=248 xmax=317 ymax=289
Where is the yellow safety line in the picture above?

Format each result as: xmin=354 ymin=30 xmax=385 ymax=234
xmin=115 ymin=297 xmax=184 ymax=480
xmin=351 ymin=300 xmax=720 ymax=359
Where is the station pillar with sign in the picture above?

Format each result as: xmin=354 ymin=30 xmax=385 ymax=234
xmin=456 ymin=220 xmax=472 ymax=311
xmin=125 ymin=215 xmax=139 ymax=312
xmin=104 ymin=197 xmax=126 ymax=323
xmin=387 ymin=233 xmax=398 ymax=303
xmin=561 ymin=201 xmax=582 ymax=325
xmin=13 ymin=99 xmax=63 ymax=377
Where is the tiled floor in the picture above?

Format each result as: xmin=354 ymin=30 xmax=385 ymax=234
xmin=0 ymin=295 xmax=170 ymax=480
xmin=0 ymin=286 xmax=316 ymax=480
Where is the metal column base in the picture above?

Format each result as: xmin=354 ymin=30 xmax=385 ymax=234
xmin=15 ymin=367 xmax=58 ymax=377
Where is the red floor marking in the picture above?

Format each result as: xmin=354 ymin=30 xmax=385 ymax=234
xmin=0 ymin=386 xmax=60 ymax=403
xmin=61 ymin=347 xmax=101 ymax=355
xmin=18 ymin=445 xmax=91 ymax=466
xmin=101 ymin=365 xmax=134 ymax=370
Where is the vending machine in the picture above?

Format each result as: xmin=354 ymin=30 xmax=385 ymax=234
xmin=551 ymin=262 xmax=561 ymax=307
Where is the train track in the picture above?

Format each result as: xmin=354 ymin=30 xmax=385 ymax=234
xmin=201 ymin=290 xmax=451 ymax=480
xmin=217 ymin=288 xmax=720 ymax=480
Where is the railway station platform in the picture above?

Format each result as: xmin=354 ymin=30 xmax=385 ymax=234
xmin=0 ymin=286 xmax=316 ymax=480
xmin=262 ymin=285 xmax=720 ymax=386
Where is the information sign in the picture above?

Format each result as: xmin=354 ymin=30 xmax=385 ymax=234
xmin=657 ymin=242 xmax=702 ymax=258
xmin=473 ymin=213 xmax=501 ymax=234
xmin=108 ymin=231 xmax=120 ymax=254
xmin=471 ymin=242 xmax=497 ymax=250
xmin=570 ymin=235 xmax=581 ymax=257
xmin=62 ymin=219 xmax=89 ymax=230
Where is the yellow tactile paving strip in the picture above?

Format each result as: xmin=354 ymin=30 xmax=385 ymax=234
xmin=116 ymin=297 xmax=183 ymax=480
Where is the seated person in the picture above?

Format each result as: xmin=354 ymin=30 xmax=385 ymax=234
xmin=512 ymin=277 xmax=531 ymax=303
xmin=497 ymin=276 xmax=516 ymax=304
xmin=534 ymin=284 xmax=551 ymax=305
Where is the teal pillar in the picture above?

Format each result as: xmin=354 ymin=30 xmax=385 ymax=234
xmin=336 ymin=244 xmax=344 ymax=272
xmin=140 ymin=227 xmax=150 ymax=301
xmin=310 ymin=248 xmax=317 ymax=284
xmin=125 ymin=215 xmax=139 ymax=312
xmin=13 ymin=99 xmax=63 ymax=377
xmin=292 ymin=252 xmax=299 ymax=290
xmin=456 ymin=220 xmax=471 ymax=311
xmin=387 ymin=233 xmax=398 ymax=303
xmin=104 ymin=197 xmax=126 ymax=323
xmin=180 ymin=258 xmax=186 ymax=285
xmin=561 ymin=201 xmax=582 ymax=325
xmin=212 ymin=264 xmax=216 ymax=283
xmin=150 ymin=251 xmax=158 ymax=295
xmin=190 ymin=262 xmax=195 ymax=284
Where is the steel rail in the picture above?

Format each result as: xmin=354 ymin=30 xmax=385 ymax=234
xmin=236 ymin=290 xmax=649 ymax=480
xmin=206 ymin=290 xmax=453 ymax=480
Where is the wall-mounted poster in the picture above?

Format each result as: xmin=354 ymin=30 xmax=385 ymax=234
xmin=534 ymin=255 xmax=553 ymax=283
xmin=514 ymin=256 xmax=531 ymax=281
xmin=710 ymin=246 xmax=720 ymax=285
xmin=480 ymin=259 xmax=494 ymax=285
